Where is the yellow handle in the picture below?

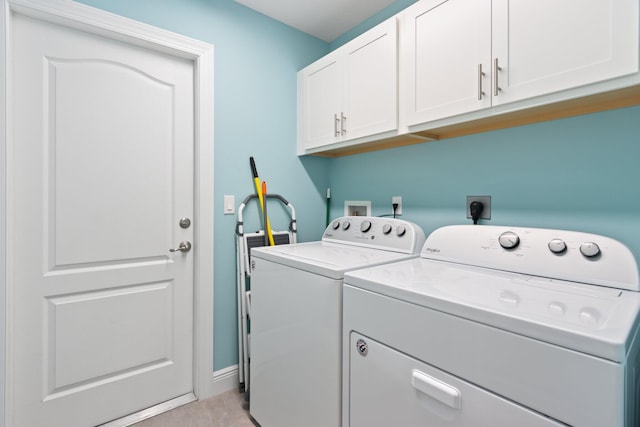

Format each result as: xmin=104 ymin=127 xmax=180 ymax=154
xmin=262 ymin=181 xmax=275 ymax=246
xmin=254 ymin=178 xmax=264 ymax=210
xmin=255 ymin=178 xmax=275 ymax=246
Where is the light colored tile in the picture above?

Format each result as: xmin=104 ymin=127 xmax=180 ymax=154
xmin=131 ymin=390 xmax=255 ymax=427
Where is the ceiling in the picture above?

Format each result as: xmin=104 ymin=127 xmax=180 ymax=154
xmin=233 ymin=0 xmax=395 ymax=42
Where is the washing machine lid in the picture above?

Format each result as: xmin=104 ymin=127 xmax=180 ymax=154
xmin=345 ymin=259 xmax=640 ymax=362
xmin=251 ymin=241 xmax=419 ymax=280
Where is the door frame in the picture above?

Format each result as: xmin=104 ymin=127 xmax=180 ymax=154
xmin=0 ymin=0 xmax=215 ymax=425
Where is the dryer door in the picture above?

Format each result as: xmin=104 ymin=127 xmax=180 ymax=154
xmin=348 ymin=333 xmax=564 ymax=427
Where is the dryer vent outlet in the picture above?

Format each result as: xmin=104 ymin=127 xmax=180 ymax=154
xmin=466 ymin=196 xmax=491 ymax=220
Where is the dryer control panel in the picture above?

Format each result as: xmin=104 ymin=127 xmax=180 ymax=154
xmin=422 ymin=225 xmax=639 ymax=291
xmin=323 ymin=216 xmax=426 ymax=255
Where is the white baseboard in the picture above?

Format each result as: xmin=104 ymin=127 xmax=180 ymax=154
xmin=210 ymin=364 xmax=240 ymax=397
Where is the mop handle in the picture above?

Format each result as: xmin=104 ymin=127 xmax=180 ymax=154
xmin=250 ymin=157 xmax=265 ymax=212
xmin=250 ymin=157 xmax=274 ymax=246
xmin=262 ymin=181 xmax=275 ymax=246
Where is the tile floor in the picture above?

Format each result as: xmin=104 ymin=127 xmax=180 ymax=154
xmin=132 ymin=389 xmax=256 ymax=427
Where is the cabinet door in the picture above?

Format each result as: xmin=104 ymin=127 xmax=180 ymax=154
xmin=402 ymin=0 xmax=492 ymax=126
xmin=492 ymin=0 xmax=639 ymax=106
xmin=299 ymin=54 xmax=342 ymax=150
xmin=344 ymin=18 xmax=398 ymax=141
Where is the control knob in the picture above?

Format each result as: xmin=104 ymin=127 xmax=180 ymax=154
xmin=548 ymin=238 xmax=567 ymax=254
xmin=331 ymin=221 xmax=340 ymax=230
xmin=382 ymin=224 xmax=392 ymax=235
xmin=342 ymin=221 xmax=351 ymax=230
xmin=498 ymin=231 xmax=520 ymax=249
xmin=580 ymin=242 xmax=601 ymax=258
xmin=396 ymin=225 xmax=406 ymax=237
xmin=360 ymin=220 xmax=372 ymax=233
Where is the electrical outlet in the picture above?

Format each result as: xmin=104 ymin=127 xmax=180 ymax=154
xmin=466 ymin=195 xmax=491 ymax=220
xmin=392 ymin=196 xmax=402 ymax=215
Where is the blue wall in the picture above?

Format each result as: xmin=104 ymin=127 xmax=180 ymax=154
xmin=329 ymin=106 xmax=640 ymax=259
xmin=75 ymin=0 xmax=640 ymax=374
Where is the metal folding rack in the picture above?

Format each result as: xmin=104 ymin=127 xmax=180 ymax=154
xmin=235 ymin=194 xmax=296 ymax=395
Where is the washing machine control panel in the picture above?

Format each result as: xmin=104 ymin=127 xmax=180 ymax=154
xmin=323 ymin=216 xmax=426 ymax=254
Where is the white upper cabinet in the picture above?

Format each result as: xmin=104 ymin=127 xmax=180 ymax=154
xmin=402 ymin=0 xmax=639 ymax=127
xmin=298 ymin=0 xmax=639 ymax=156
xmin=401 ymin=0 xmax=492 ymax=125
xmin=492 ymin=0 xmax=638 ymax=105
xmin=299 ymin=55 xmax=342 ymax=151
xmin=298 ymin=18 xmax=398 ymax=154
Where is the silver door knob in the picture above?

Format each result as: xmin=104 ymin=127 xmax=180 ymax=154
xmin=170 ymin=241 xmax=192 ymax=253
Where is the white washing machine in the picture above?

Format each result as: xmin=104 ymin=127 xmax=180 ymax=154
xmin=249 ymin=216 xmax=426 ymax=427
xmin=343 ymin=225 xmax=640 ymax=427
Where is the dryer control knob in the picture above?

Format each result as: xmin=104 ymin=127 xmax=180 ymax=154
xmin=382 ymin=224 xmax=392 ymax=235
xmin=360 ymin=220 xmax=372 ymax=233
xmin=396 ymin=225 xmax=406 ymax=237
xmin=342 ymin=221 xmax=351 ymax=231
xmin=580 ymin=242 xmax=601 ymax=258
xmin=548 ymin=239 xmax=567 ymax=254
xmin=331 ymin=221 xmax=340 ymax=230
xmin=498 ymin=231 xmax=520 ymax=249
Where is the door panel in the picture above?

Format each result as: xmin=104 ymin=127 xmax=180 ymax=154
xmin=51 ymin=59 xmax=174 ymax=266
xmin=404 ymin=0 xmax=492 ymax=125
xmin=492 ymin=0 xmax=639 ymax=105
xmin=46 ymin=282 xmax=173 ymax=394
xmin=303 ymin=57 xmax=342 ymax=149
xmin=11 ymin=12 xmax=194 ymax=427
xmin=345 ymin=18 xmax=397 ymax=140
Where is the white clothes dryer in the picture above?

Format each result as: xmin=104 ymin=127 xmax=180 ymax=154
xmin=342 ymin=225 xmax=640 ymax=427
xmin=249 ymin=216 xmax=426 ymax=427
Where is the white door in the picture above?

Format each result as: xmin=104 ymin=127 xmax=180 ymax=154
xmin=9 ymin=10 xmax=195 ymax=427
xmin=492 ymin=0 xmax=639 ymax=105
xmin=344 ymin=17 xmax=397 ymax=141
xmin=403 ymin=0 xmax=491 ymax=125
xmin=300 ymin=55 xmax=342 ymax=150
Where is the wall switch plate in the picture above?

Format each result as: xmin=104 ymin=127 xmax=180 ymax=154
xmin=224 ymin=195 xmax=235 ymax=215
xmin=466 ymin=195 xmax=491 ymax=220
xmin=392 ymin=196 xmax=402 ymax=215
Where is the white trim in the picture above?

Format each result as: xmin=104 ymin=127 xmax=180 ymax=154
xmin=194 ymin=28 xmax=215 ymax=402
xmin=212 ymin=365 xmax=241 ymax=397
xmin=0 ymin=1 xmax=7 ymax=425
xmin=1 ymin=0 xmax=214 ymax=425
xmin=10 ymin=0 xmax=208 ymax=59
xmin=99 ymin=393 xmax=197 ymax=427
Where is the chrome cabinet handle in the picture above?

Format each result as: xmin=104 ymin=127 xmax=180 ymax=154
xmin=341 ymin=112 xmax=347 ymax=135
xmin=478 ymin=63 xmax=485 ymax=100
xmin=493 ymin=58 xmax=501 ymax=96
xmin=170 ymin=241 xmax=192 ymax=253
xmin=334 ymin=113 xmax=340 ymax=137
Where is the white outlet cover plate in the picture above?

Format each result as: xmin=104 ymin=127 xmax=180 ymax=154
xmin=392 ymin=196 xmax=402 ymax=215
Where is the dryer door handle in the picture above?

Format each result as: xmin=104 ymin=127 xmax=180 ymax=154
xmin=411 ymin=369 xmax=461 ymax=409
